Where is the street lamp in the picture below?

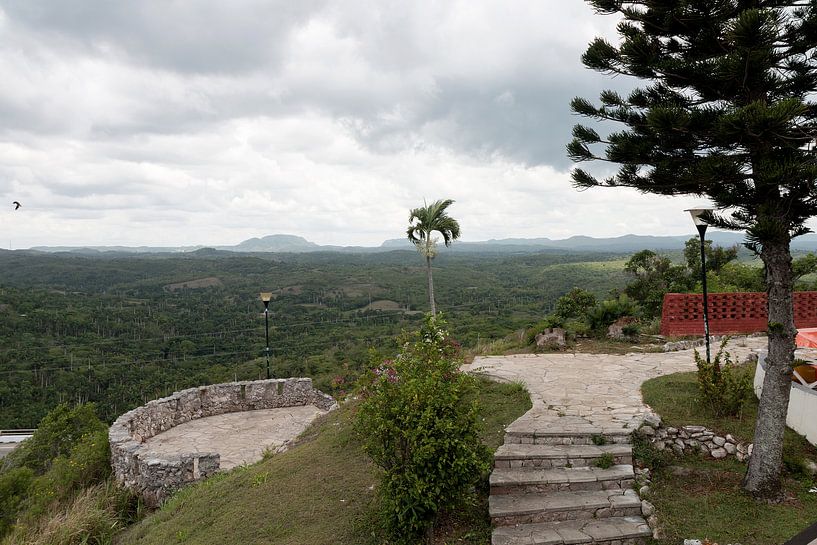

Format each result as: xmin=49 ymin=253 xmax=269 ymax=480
xmin=260 ymin=292 xmax=273 ymax=379
xmin=686 ymin=208 xmax=714 ymax=364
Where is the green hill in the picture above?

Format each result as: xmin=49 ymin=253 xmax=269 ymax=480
xmin=117 ymin=378 xmax=531 ymax=545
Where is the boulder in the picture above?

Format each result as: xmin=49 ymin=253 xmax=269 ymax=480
xmin=607 ymin=316 xmax=637 ymax=340
xmin=535 ymin=328 xmax=567 ymax=349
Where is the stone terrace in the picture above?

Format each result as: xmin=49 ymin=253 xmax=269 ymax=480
xmin=463 ymin=337 xmax=765 ymax=545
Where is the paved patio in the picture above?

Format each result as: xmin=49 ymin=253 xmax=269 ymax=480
xmin=141 ymin=405 xmax=325 ymax=469
xmin=463 ymin=337 xmax=766 ymax=437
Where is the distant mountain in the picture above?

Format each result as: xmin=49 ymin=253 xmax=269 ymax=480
xmin=227 ymin=234 xmax=320 ymax=253
xmin=29 ymin=231 xmax=817 ymax=255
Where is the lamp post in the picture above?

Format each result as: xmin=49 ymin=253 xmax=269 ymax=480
xmin=685 ymin=208 xmax=713 ymax=364
xmin=260 ymin=292 xmax=272 ymax=379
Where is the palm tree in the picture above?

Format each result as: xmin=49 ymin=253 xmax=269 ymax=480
xmin=406 ymin=199 xmax=461 ymax=315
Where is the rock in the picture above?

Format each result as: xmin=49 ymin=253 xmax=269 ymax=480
xmin=687 ymin=439 xmax=701 ymax=450
xmin=726 ymin=434 xmax=736 ymax=443
xmin=655 ymin=440 xmax=666 ymax=450
xmin=804 ymin=460 xmax=817 ymax=476
xmin=736 ymin=443 xmax=747 ymax=454
xmin=736 ymin=452 xmax=746 ymax=462
xmin=666 ymin=427 xmax=678 ymax=435
xmin=713 ymin=436 xmax=726 ymax=446
xmin=724 ymin=443 xmax=737 ymax=455
xmin=641 ymin=499 xmax=655 ymax=517
xmin=535 ymin=328 xmax=567 ymax=349
xmin=639 ymin=485 xmax=651 ymax=497
xmin=675 ymin=438 xmax=686 ymax=449
xmin=643 ymin=412 xmax=662 ymax=428
xmin=672 ymin=444 xmax=684 ymax=455
xmin=711 ymin=447 xmax=727 ymax=459
xmin=639 ymin=425 xmax=656 ymax=436
xmin=641 ymin=468 xmax=651 ymax=479
xmin=748 ymin=443 xmax=754 ymax=456
xmin=683 ymin=425 xmax=706 ymax=433
xmin=684 ymin=540 xmax=703 ymax=545
xmin=607 ymin=316 xmax=637 ymax=340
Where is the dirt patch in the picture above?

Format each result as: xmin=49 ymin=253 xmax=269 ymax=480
xmin=362 ymin=299 xmax=403 ymax=311
xmin=164 ymin=277 xmax=223 ymax=292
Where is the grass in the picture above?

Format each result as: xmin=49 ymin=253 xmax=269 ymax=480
xmin=116 ymin=378 xmax=531 ymax=545
xmin=641 ymin=366 xmax=817 ymax=545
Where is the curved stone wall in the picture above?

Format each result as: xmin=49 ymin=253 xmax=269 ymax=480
xmin=109 ymin=378 xmax=337 ymax=506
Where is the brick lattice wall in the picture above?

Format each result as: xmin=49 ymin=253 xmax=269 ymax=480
xmin=660 ymin=291 xmax=817 ymax=336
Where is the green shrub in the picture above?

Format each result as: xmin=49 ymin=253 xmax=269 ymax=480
xmin=5 ymin=404 xmax=107 ymax=475
xmin=554 ymin=288 xmax=597 ymax=320
xmin=587 ymin=295 xmax=640 ymax=332
xmin=24 ymin=430 xmax=112 ymax=521
xmin=355 ymin=315 xmax=490 ymax=543
xmin=0 ymin=467 xmax=34 ymax=536
xmin=631 ymin=433 xmax=674 ymax=470
xmin=695 ymin=341 xmax=753 ymax=417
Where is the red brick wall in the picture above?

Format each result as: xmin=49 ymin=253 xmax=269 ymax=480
xmin=660 ymin=291 xmax=817 ymax=336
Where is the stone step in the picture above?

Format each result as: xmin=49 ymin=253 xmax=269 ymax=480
xmin=490 ymin=489 xmax=641 ymax=526
xmin=490 ymin=465 xmax=635 ymax=495
xmin=504 ymin=429 xmax=632 ymax=446
xmin=492 ymin=516 xmax=652 ymax=545
xmin=494 ymin=444 xmax=632 ymax=469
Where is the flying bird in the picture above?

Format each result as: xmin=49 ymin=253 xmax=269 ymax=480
xmin=12 ymin=201 xmax=20 ymax=210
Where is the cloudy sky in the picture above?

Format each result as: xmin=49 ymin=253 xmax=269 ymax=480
xmin=0 ymin=0 xmax=724 ymax=249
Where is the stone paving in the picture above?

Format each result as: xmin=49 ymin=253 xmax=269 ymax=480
xmin=473 ymin=337 xmax=767 ymax=544
xmin=141 ymin=405 xmax=325 ymax=469
xmin=463 ymin=337 xmax=766 ymax=438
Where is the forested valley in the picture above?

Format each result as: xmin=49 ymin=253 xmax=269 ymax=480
xmin=0 ymin=248 xmax=629 ymax=427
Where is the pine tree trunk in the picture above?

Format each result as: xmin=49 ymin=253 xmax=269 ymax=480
xmin=426 ymin=254 xmax=436 ymax=315
xmin=743 ymin=236 xmax=795 ymax=501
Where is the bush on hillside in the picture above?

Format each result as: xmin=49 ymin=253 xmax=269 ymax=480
xmin=356 ymin=315 xmax=489 ymax=543
xmin=695 ymin=341 xmax=753 ymax=417
xmin=587 ymin=294 xmax=640 ymax=332
xmin=0 ymin=404 xmax=115 ymax=540
xmin=553 ymin=288 xmax=597 ymax=321
xmin=4 ymin=404 xmax=107 ymax=475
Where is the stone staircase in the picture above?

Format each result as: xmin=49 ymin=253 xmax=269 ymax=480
xmin=489 ymin=430 xmax=652 ymax=545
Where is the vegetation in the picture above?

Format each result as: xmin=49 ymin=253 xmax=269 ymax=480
xmin=641 ymin=367 xmax=817 ymax=544
xmin=569 ymin=0 xmax=817 ymax=500
xmin=0 ymin=249 xmax=626 ymax=428
xmin=356 ymin=316 xmax=488 ymax=543
xmin=695 ymin=342 xmax=753 ymax=418
xmin=406 ymin=199 xmax=462 ymax=316
xmin=0 ymin=404 xmax=137 ymax=544
xmin=117 ymin=378 xmax=530 ymax=545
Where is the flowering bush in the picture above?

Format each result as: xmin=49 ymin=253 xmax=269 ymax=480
xmin=355 ymin=315 xmax=489 ymax=543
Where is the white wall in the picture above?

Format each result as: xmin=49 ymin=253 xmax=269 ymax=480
xmin=755 ymin=356 xmax=817 ymax=445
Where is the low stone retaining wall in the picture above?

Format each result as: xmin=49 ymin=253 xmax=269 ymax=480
xmin=662 ymin=333 xmax=764 ymax=353
xmin=110 ymin=378 xmax=337 ymax=506
xmin=637 ymin=414 xmax=751 ymax=462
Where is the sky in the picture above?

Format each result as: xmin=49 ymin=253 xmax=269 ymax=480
xmin=0 ymin=0 xmax=728 ymax=249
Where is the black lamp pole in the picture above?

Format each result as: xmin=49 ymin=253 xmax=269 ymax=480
xmin=260 ymin=293 xmax=272 ymax=380
xmin=697 ymin=223 xmax=711 ymax=364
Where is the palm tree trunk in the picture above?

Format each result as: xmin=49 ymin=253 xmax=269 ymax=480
xmin=426 ymin=254 xmax=436 ymax=315
xmin=743 ymin=236 xmax=795 ymax=501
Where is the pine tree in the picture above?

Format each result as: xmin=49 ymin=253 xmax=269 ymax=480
xmin=569 ymin=1 xmax=817 ymax=500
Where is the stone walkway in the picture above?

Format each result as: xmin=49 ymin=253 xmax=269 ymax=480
xmin=464 ymin=337 xmax=766 ymax=545
xmin=463 ymin=337 xmax=766 ymax=439
xmin=141 ymin=406 xmax=325 ymax=469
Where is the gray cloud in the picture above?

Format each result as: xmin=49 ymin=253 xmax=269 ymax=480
xmin=0 ymin=1 xmax=738 ymax=249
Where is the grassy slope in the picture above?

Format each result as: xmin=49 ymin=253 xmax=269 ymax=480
xmin=117 ymin=378 xmax=531 ymax=545
xmin=642 ymin=368 xmax=817 ymax=545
